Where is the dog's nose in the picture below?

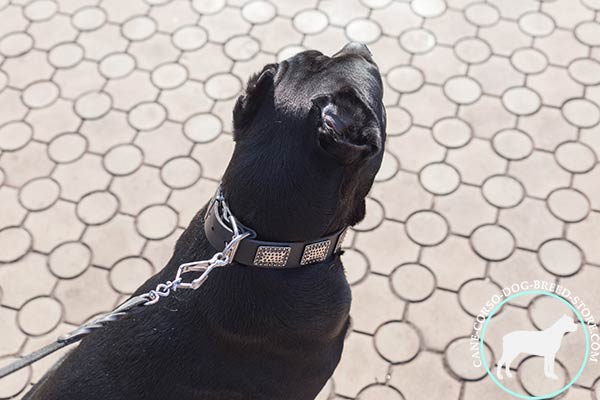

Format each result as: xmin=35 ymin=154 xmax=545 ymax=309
xmin=334 ymin=42 xmax=373 ymax=61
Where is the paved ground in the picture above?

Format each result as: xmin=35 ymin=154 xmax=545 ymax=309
xmin=1 ymin=0 xmax=600 ymax=398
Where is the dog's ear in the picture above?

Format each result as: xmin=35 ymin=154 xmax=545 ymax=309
xmin=312 ymin=87 xmax=382 ymax=165
xmin=232 ymin=63 xmax=277 ymax=140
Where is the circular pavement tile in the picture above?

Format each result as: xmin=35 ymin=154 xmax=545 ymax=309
xmin=443 ymin=76 xmax=482 ymax=105
xmin=419 ymin=162 xmax=461 ymax=195
xmin=0 ymin=357 xmax=30 ymax=399
xmin=76 ymin=190 xmax=119 ymax=225
xmin=387 ymin=65 xmax=424 ymax=93
xmin=346 ymin=19 xmax=381 ymax=44
xmin=454 ymin=37 xmax=491 ymax=65
xmin=343 ymin=248 xmax=369 ymax=285
xmin=555 ymin=141 xmax=596 ymax=173
xmin=391 ymin=263 xmax=436 ymax=302
xmin=518 ymin=11 xmax=555 ymax=37
xmin=470 ymin=224 xmax=515 ymax=261
xmin=386 ymin=106 xmax=412 ymax=136
xmin=458 ymin=278 xmax=503 ymax=316
xmin=122 ymin=15 xmax=157 ymax=41
xmin=374 ymin=321 xmax=421 ymax=363
xmin=225 ymin=35 xmax=260 ymax=61
xmin=411 ymin=0 xmax=446 ymax=18
xmin=0 ymin=226 xmax=32 ymax=262
xmin=568 ymin=58 xmax=600 ymax=85
xmin=399 ymin=28 xmax=435 ymax=54
xmin=128 ymin=102 xmax=167 ymax=130
xmin=465 ymin=3 xmax=500 ymax=27
xmin=538 ymin=238 xmax=583 ymax=277
xmin=405 ymin=210 xmax=448 ymax=246
xmin=74 ymin=91 xmax=112 ymax=119
xmin=445 ymin=336 xmax=493 ymax=380
xmin=172 ymin=25 xmax=208 ymax=51
xmin=205 ymin=73 xmax=242 ymax=100
xmin=136 ymin=204 xmax=178 ymax=240
xmin=192 ymin=0 xmax=226 ymax=15
xmin=48 ymin=133 xmax=87 ymax=163
xmin=357 ymin=384 xmax=404 ymax=399
xmin=22 ymin=80 xmax=59 ymax=109
xmin=19 ymin=177 xmax=60 ymax=211
xmin=161 ymin=157 xmax=202 ymax=189
xmin=110 ymin=257 xmax=155 ymax=294
xmin=562 ymin=98 xmax=600 ymax=128
xmin=547 ymin=188 xmax=590 ymax=223
xmin=0 ymin=121 xmax=33 ymax=151
xmin=24 ymin=0 xmax=58 ymax=21
xmin=242 ymin=0 xmax=276 ymax=24
xmin=184 ymin=113 xmax=222 ymax=143
xmin=432 ymin=117 xmax=472 ymax=148
xmin=48 ymin=241 xmax=92 ymax=279
xmin=492 ymin=129 xmax=533 ymax=160
xmin=293 ymin=9 xmax=328 ymax=35
xmin=482 ymin=175 xmax=524 ymax=208
xmin=72 ymin=6 xmax=107 ymax=31
xmin=152 ymin=62 xmax=188 ymax=89
xmin=99 ymin=53 xmax=136 ymax=79
xmin=575 ymin=21 xmax=600 ymax=46
xmin=0 ymin=32 xmax=34 ymax=57
xmin=502 ymin=87 xmax=541 ymax=116
xmin=103 ymin=144 xmax=144 ymax=176
xmin=510 ymin=47 xmax=548 ymax=74
xmin=17 ymin=296 xmax=62 ymax=336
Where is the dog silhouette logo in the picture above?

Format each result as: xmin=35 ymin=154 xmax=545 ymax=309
xmin=496 ymin=314 xmax=578 ymax=380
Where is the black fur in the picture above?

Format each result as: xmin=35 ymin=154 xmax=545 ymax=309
xmin=24 ymin=44 xmax=386 ymax=400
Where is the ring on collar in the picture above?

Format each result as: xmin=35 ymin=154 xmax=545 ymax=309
xmin=205 ymin=188 xmax=347 ymax=269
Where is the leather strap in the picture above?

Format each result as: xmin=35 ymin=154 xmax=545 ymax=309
xmin=204 ymin=198 xmax=347 ymax=269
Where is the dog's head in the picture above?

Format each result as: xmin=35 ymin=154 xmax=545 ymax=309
xmin=558 ymin=314 xmax=578 ymax=333
xmin=222 ymin=43 xmax=386 ymax=241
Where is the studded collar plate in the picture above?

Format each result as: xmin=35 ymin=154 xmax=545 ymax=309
xmin=204 ymin=192 xmax=347 ymax=269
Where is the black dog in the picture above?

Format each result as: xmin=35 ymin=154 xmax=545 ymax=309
xmin=24 ymin=43 xmax=386 ymax=400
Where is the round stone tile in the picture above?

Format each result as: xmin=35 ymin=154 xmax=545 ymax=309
xmin=0 ymin=357 xmax=30 ymax=399
xmin=492 ymin=129 xmax=533 ymax=161
xmin=76 ymin=190 xmax=119 ymax=225
xmin=48 ymin=241 xmax=91 ymax=279
xmin=343 ymin=248 xmax=369 ymax=285
xmin=419 ymin=162 xmax=461 ymax=195
xmin=547 ymin=188 xmax=590 ymax=223
xmin=71 ymin=6 xmax=107 ymax=31
xmin=454 ymin=37 xmax=491 ymax=65
xmin=399 ymin=28 xmax=436 ymax=54
xmin=161 ymin=156 xmax=202 ymax=189
xmin=501 ymin=87 xmax=541 ymax=116
xmin=356 ymin=384 xmax=404 ymax=399
xmin=528 ymin=295 xmax=574 ymax=330
xmin=0 ymin=32 xmax=34 ymax=57
xmin=568 ymin=58 xmax=600 ymax=85
xmin=582 ymin=0 xmax=600 ymax=9
xmin=562 ymin=98 xmax=600 ymax=128
xmin=122 ymin=15 xmax=157 ymax=41
xmin=17 ymin=296 xmax=62 ymax=336
xmin=128 ymin=102 xmax=167 ymax=130
xmin=458 ymin=278 xmax=502 ymax=316
xmin=152 ymin=62 xmax=188 ymax=89
xmin=205 ymin=73 xmax=242 ymax=100
xmin=192 ymin=0 xmax=226 ymax=15
xmin=293 ymin=9 xmax=328 ymax=35
xmin=445 ymin=337 xmax=493 ymax=380
xmin=387 ymin=65 xmax=424 ymax=93
xmin=0 ymin=226 xmax=32 ymax=262
xmin=361 ymin=0 xmax=392 ymax=8
xmin=225 ymin=35 xmax=260 ymax=61
xmin=406 ymin=210 xmax=448 ymax=246
xmin=99 ymin=53 xmax=136 ymax=79
xmin=482 ymin=175 xmax=524 ymax=209
xmin=172 ymin=26 xmax=208 ymax=51
xmin=346 ymin=19 xmax=382 ymax=44
xmin=470 ymin=224 xmax=515 ymax=261
xmin=0 ymin=70 xmax=6 ymax=92
xmin=103 ymin=144 xmax=144 ymax=176
xmin=518 ymin=356 xmax=567 ymax=396
xmin=22 ymin=80 xmax=60 ymax=109
xmin=510 ymin=47 xmax=548 ymax=74
xmin=465 ymin=3 xmax=500 ymax=27
xmin=443 ymin=76 xmax=482 ymax=105
xmin=277 ymin=45 xmax=306 ymax=62
xmin=24 ymin=0 xmax=58 ymax=22
xmin=375 ymin=150 xmax=400 ymax=182
xmin=19 ymin=177 xmax=60 ymax=211
xmin=518 ymin=11 xmax=555 ymax=37
xmin=575 ymin=21 xmax=600 ymax=46
xmin=555 ymin=141 xmax=597 ymax=173
xmin=391 ymin=263 xmax=436 ymax=302
xmin=374 ymin=321 xmax=421 ymax=363
xmin=184 ymin=113 xmax=222 ymax=143
xmin=48 ymin=42 xmax=85 ymax=68
xmin=411 ymin=0 xmax=446 ymax=18
xmin=48 ymin=133 xmax=87 ymax=163
xmin=0 ymin=121 xmax=33 ymax=151
xmin=136 ymin=204 xmax=178 ymax=240
xmin=110 ymin=257 xmax=155 ymax=294
xmin=432 ymin=117 xmax=472 ymax=148
xmin=242 ymin=0 xmax=276 ymax=24
xmin=387 ymin=107 xmax=412 ymax=136
xmin=354 ymin=197 xmax=385 ymax=231
xmin=74 ymin=91 xmax=112 ymax=119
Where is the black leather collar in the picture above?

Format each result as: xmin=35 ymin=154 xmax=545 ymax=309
xmin=204 ymin=191 xmax=347 ymax=269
